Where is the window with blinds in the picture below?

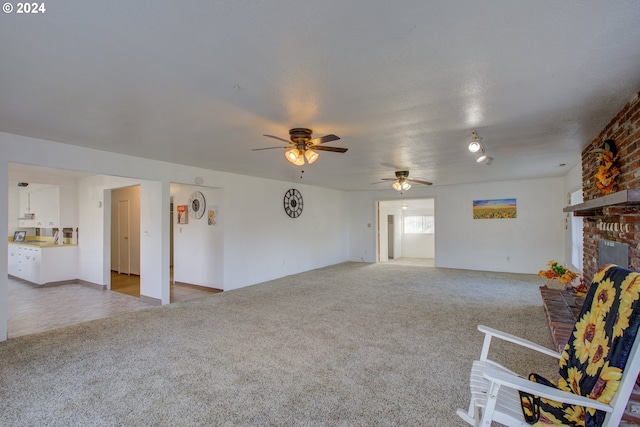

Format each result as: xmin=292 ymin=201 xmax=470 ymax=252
xmin=403 ymin=215 xmax=435 ymax=234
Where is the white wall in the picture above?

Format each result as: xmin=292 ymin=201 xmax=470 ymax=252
xmin=402 ymin=209 xmax=435 ymax=258
xmin=403 ymin=233 xmax=435 ymax=258
xmin=0 ymin=160 xmax=7 ymax=340
xmin=349 ymin=177 xmax=566 ymax=274
xmin=77 ymin=175 xmax=147 ymax=287
xmin=221 ymin=174 xmax=350 ymax=290
xmin=171 ymin=183 xmax=224 ymax=289
xmin=77 ymin=175 xmax=166 ymax=302
xmin=7 ymin=182 xmax=20 ymax=236
xmin=1 ymin=132 xmax=350 ymax=339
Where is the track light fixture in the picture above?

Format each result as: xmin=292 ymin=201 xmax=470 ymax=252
xmin=469 ymin=130 xmax=493 ymax=165
xmin=468 ymin=131 xmax=483 ymax=153
xmin=475 ymin=151 xmax=493 ymax=165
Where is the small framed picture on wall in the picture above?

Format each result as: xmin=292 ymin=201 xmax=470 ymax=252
xmin=177 ymin=205 xmax=188 ymax=224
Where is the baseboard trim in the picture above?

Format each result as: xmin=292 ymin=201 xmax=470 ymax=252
xmin=76 ymin=279 xmax=107 ymax=291
xmin=174 ymin=281 xmax=223 ymax=292
xmin=42 ymin=279 xmax=80 ymax=287
xmin=140 ymin=295 xmax=162 ymax=306
xmin=9 ymin=275 xmax=105 ymax=289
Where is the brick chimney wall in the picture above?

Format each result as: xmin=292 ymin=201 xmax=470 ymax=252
xmin=581 ymin=92 xmax=640 ymax=283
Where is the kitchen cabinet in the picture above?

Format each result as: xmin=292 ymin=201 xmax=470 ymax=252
xmin=18 ymin=185 xmax=78 ymax=229
xmin=18 ymin=219 xmax=36 ymax=227
xmin=7 ymin=244 xmax=77 ymax=285
xmin=8 ymin=245 xmax=40 ymax=282
xmin=8 ymin=245 xmax=19 ymax=276
xmin=21 ymin=246 xmax=41 ymax=283
xmin=30 ymin=186 xmax=56 ymax=227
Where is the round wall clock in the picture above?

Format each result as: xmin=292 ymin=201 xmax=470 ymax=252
xmin=189 ymin=191 xmax=206 ymax=219
xmin=283 ymin=189 xmax=303 ymax=218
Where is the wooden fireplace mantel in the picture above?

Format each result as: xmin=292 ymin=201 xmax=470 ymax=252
xmin=563 ymin=187 xmax=640 ymax=217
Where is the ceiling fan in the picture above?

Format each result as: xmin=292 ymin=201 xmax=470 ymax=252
xmin=252 ymin=128 xmax=348 ymax=165
xmin=374 ymin=170 xmax=432 ymax=191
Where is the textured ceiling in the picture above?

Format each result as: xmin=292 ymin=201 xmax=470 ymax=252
xmin=2 ymin=1 xmax=640 ymax=191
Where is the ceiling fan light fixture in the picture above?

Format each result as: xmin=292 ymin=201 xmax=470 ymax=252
xmin=304 ymin=149 xmax=319 ymax=164
xmin=285 ymin=148 xmax=297 ymax=162
xmin=401 ymin=203 xmax=408 ymax=210
xmin=257 ymin=128 xmax=346 ymax=166
xmin=285 ymin=148 xmax=305 ymax=165
xmin=392 ymin=180 xmax=411 ymax=191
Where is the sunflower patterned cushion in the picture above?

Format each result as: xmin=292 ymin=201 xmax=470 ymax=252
xmin=519 ymin=264 xmax=640 ymax=426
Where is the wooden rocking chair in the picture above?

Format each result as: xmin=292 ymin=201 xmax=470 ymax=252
xmin=456 ymin=264 xmax=640 ymax=426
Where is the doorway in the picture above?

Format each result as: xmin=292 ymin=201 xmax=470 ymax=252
xmin=378 ymin=199 xmax=435 ymax=265
xmin=118 ymin=199 xmax=130 ymax=275
xmin=110 ymin=186 xmax=141 ymax=297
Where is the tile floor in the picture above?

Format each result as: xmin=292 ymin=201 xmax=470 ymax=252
xmin=7 ymin=273 xmax=221 ymax=339
xmin=7 ymin=260 xmax=430 ymax=339
xmin=387 ymin=257 xmax=435 ymax=267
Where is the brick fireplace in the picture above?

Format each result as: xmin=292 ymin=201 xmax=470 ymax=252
xmin=578 ymin=92 xmax=640 ymax=284
xmin=555 ymin=94 xmax=640 ymax=423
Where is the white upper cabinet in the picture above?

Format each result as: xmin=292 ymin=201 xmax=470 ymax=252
xmin=58 ymin=186 xmax=78 ymax=228
xmin=19 ymin=185 xmax=78 ymax=229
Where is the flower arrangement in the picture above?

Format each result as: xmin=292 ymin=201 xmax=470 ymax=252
xmin=538 ymin=260 xmax=579 ymax=286
xmin=593 ymin=139 xmax=620 ymax=195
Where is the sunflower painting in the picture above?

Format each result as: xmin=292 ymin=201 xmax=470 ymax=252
xmin=518 ymin=264 xmax=640 ymax=426
xmin=472 ymin=198 xmax=517 ymax=219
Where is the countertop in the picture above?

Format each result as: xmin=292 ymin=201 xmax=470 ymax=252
xmin=8 ymin=237 xmax=77 ymax=248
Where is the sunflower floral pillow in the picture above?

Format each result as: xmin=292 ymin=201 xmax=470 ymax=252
xmin=520 ymin=264 xmax=640 ymax=426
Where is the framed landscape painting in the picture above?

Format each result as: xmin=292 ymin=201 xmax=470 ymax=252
xmin=473 ymin=198 xmax=517 ymax=219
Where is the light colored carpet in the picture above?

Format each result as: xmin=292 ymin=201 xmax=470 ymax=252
xmin=0 ymin=262 xmax=557 ymax=426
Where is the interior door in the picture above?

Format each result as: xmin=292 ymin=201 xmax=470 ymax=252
xmin=118 ymin=199 xmax=130 ymax=275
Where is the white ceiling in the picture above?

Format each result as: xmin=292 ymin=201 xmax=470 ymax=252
xmin=2 ymin=1 xmax=640 ymax=191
